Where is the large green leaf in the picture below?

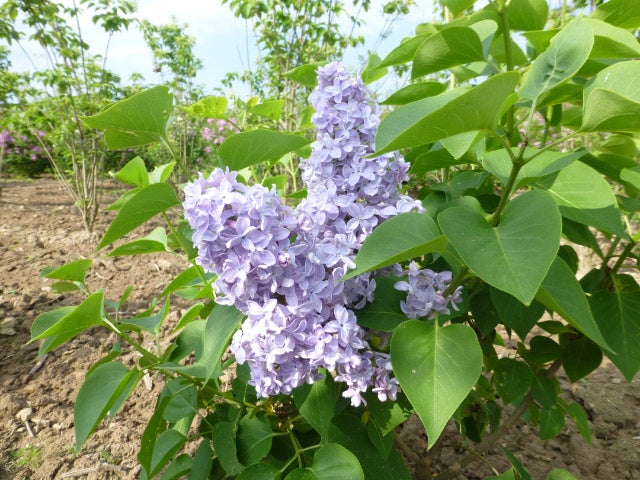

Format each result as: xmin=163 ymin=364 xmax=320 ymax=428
xmin=534 ymin=161 xmax=625 ymax=236
xmin=507 ymin=0 xmax=549 ymax=31
xmin=592 ymin=0 xmax=640 ymax=29
xmin=411 ymin=26 xmax=485 ymax=78
xmin=344 ymin=212 xmax=447 ymax=281
xmin=98 ymin=183 xmax=180 ymax=250
xmin=218 ymin=129 xmax=311 ymax=171
xmin=375 ymin=72 xmax=519 ymax=154
xmin=582 ymin=61 xmax=640 ymax=134
xmin=590 ymin=289 xmax=640 ymax=381
xmin=535 ymin=257 xmax=609 ymax=349
xmin=391 ymin=321 xmax=482 ymax=445
xmin=519 ymin=19 xmax=593 ymax=104
xmin=439 ymin=190 xmax=561 ymax=305
xmin=74 ymin=361 xmax=140 ymax=451
xmin=293 ymin=373 xmax=336 ymax=442
xmin=82 ymin=86 xmax=173 ymax=149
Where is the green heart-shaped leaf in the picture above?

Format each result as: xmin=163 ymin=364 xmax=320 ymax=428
xmin=391 ymin=321 xmax=482 ymax=446
xmin=438 ymin=190 xmax=561 ymax=305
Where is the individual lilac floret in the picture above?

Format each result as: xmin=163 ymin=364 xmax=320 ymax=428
xmin=394 ymin=261 xmax=463 ymax=319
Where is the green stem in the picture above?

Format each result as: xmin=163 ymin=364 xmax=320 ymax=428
xmin=103 ymin=317 xmax=159 ymax=364
xmin=489 ymin=156 xmax=525 ymax=227
xmin=610 ymin=241 xmax=636 ymax=275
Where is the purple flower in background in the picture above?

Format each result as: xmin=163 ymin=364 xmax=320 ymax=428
xmin=183 ymin=62 xmax=455 ymax=406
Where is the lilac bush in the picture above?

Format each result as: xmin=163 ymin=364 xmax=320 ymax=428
xmin=183 ymin=62 xmax=460 ymax=406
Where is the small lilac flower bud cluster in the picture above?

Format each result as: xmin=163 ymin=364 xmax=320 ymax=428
xmin=184 ymin=62 xmax=429 ymax=407
xmin=394 ymin=261 xmax=463 ymax=319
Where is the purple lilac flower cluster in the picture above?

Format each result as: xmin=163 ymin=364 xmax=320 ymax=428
xmin=394 ymin=262 xmax=463 ymax=319
xmin=183 ymin=62 xmax=452 ymax=407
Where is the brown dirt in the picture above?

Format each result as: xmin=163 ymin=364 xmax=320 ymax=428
xmin=0 ymin=177 xmax=639 ymax=480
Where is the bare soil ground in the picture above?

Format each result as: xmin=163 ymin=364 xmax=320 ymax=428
xmin=0 ymin=177 xmax=639 ymax=479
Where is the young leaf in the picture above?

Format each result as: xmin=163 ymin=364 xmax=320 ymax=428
xmin=82 ymin=85 xmax=173 ymax=149
xmin=185 ymin=95 xmax=228 ymax=119
xmin=391 ymin=321 xmax=483 ymax=446
xmin=284 ymin=62 xmax=324 ymax=87
xmin=375 ymin=71 xmax=519 ymax=154
xmin=547 ymin=469 xmax=579 ymax=480
xmin=74 ymin=361 xmax=139 ymax=451
xmin=99 ymin=183 xmax=180 ymax=249
xmin=31 ymin=291 xmax=105 ymax=354
xmin=108 ymin=226 xmax=168 ymax=256
xmin=40 ymin=259 xmax=93 ymax=284
xmin=562 ymin=401 xmax=592 ymax=444
xmin=218 ymin=129 xmax=311 ymax=171
xmin=113 ymin=156 xmax=149 ymax=187
xmin=590 ymin=289 xmax=640 ymax=381
xmin=250 ymin=99 xmax=285 ymax=121
xmin=519 ymin=19 xmax=593 ymax=104
xmin=439 ymin=190 xmax=561 ymax=306
xmin=361 ymin=53 xmax=387 ymax=84
xmin=293 ymin=373 xmax=337 ymax=442
xmin=343 ymin=212 xmax=447 ymax=281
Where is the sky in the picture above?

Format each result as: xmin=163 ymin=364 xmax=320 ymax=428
xmin=8 ymin=0 xmax=435 ymax=97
